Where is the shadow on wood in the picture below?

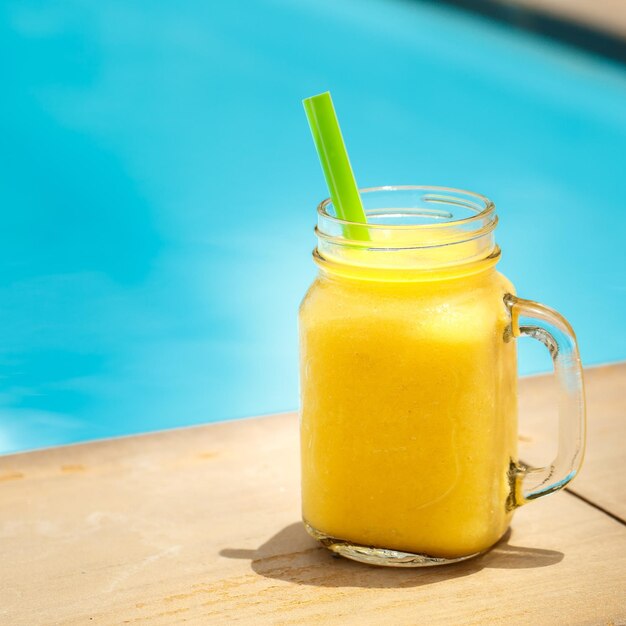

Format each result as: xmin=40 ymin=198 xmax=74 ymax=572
xmin=220 ymin=522 xmax=563 ymax=589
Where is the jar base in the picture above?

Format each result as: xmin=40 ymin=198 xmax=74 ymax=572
xmin=304 ymin=520 xmax=486 ymax=568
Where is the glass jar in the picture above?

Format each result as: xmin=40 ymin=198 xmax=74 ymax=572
xmin=299 ymin=186 xmax=585 ymax=567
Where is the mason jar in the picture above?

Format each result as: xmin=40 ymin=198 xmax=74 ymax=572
xmin=299 ymin=186 xmax=585 ymax=567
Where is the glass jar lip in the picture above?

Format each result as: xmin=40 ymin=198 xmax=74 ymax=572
xmin=317 ymin=185 xmax=496 ymax=230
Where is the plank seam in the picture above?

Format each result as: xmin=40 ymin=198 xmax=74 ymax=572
xmin=566 ymin=489 xmax=626 ymax=526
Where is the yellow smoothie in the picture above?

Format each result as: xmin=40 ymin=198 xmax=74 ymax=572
xmin=299 ymin=263 xmax=518 ymax=559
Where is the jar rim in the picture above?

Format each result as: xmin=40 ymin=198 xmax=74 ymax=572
xmin=317 ymin=185 xmax=496 ymax=232
xmin=314 ymin=185 xmax=499 ymax=276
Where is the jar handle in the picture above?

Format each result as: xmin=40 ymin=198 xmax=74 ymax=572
xmin=504 ymin=294 xmax=586 ymax=506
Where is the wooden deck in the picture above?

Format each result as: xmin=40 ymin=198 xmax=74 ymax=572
xmin=1 ymin=363 xmax=625 ymax=625
xmin=506 ymin=0 xmax=626 ymax=39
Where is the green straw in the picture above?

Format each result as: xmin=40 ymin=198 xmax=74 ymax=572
xmin=303 ymin=92 xmax=369 ymax=241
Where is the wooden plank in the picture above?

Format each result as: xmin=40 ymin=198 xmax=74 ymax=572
xmin=497 ymin=0 xmax=626 ymax=39
xmin=1 ymin=362 xmax=625 ymax=625
xmin=518 ymin=362 xmax=626 ymax=521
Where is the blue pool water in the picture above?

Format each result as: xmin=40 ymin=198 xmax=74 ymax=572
xmin=1 ymin=0 xmax=625 ymax=453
